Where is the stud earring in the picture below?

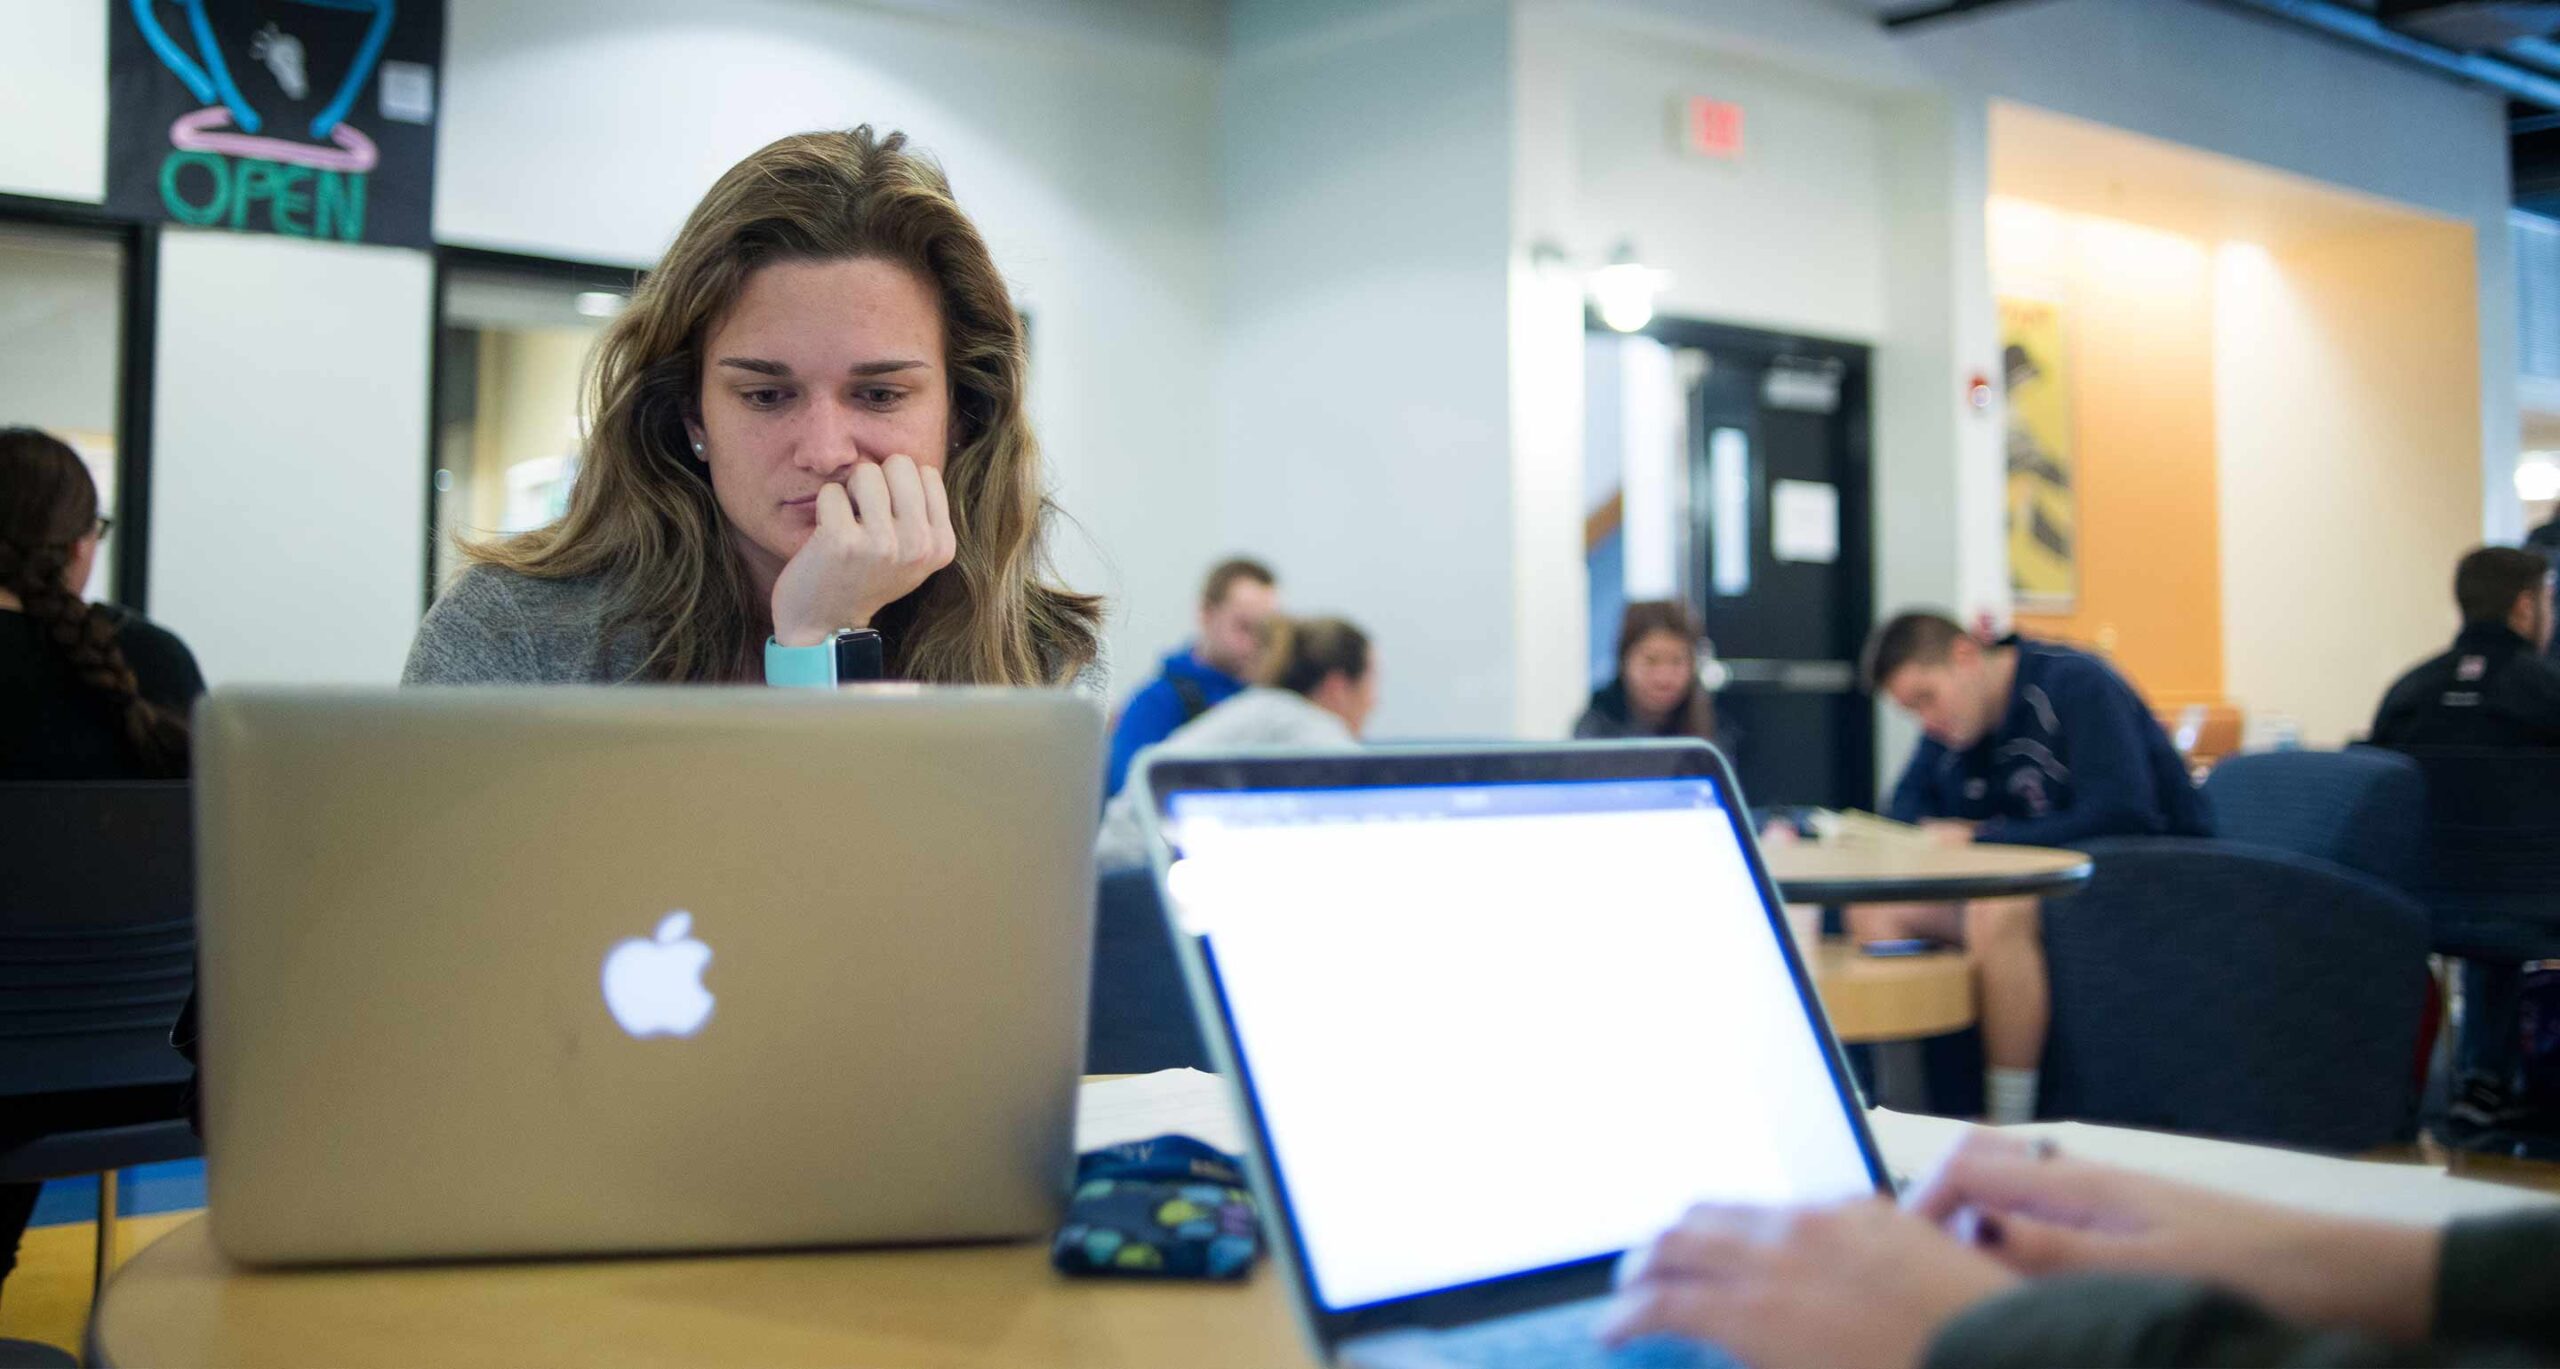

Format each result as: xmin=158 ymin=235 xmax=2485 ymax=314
xmin=691 ymin=440 xmax=705 ymax=456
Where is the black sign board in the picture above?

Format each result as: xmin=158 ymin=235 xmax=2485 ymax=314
xmin=108 ymin=0 xmax=443 ymax=249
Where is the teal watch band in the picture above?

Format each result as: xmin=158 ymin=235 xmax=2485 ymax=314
xmin=764 ymin=636 xmax=838 ymax=688
xmin=765 ymin=628 xmax=887 ymax=688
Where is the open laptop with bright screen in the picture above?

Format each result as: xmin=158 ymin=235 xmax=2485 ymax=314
xmin=1139 ymin=743 xmax=1885 ymax=1367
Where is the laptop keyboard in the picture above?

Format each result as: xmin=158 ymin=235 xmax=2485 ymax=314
xmin=1403 ymin=1299 xmax=1738 ymax=1369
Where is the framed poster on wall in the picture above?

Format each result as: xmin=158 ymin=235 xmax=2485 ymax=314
xmin=108 ymin=0 xmax=443 ymax=249
xmin=1999 ymin=295 xmax=2076 ymax=609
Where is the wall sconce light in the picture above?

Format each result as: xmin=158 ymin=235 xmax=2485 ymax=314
xmin=1588 ymin=241 xmax=1669 ymax=334
xmin=1528 ymin=238 xmax=1670 ymax=333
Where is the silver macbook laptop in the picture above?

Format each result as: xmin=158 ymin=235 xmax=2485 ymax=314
xmin=195 ymin=686 xmax=1100 ymax=1266
xmin=1136 ymin=742 xmax=1887 ymax=1368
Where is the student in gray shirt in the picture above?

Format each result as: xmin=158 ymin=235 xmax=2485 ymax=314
xmin=407 ymin=125 xmax=1099 ymax=691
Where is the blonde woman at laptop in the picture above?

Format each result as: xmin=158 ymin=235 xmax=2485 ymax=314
xmin=1094 ymin=617 xmax=1377 ymax=870
xmin=406 ymin=126 xmax=1100 ymax=689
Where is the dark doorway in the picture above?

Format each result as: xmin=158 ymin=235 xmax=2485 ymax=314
xmin=1586 ymin=317 xmax=1875 ymax=811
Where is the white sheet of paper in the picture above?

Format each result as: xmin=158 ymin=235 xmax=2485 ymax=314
xmin=1870 ymin=1109 xmax=2556 ymax=1225
xmin=1076 ymin=1069 xmax=1248 ymax=1153
xmin=1072 ymin=1077 xmax=2559 ymax=1227
xmin=1771 ymin=479 xmax=1840 ymax=564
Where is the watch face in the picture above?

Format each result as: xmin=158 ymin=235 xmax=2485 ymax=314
xmin=832 ymin=629 xmax=886 ymax=683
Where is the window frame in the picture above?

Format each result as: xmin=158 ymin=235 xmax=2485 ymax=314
xmin=0 ymin=192 xmax=159 ymax=612
xmin=426 ymin=246 xmax=646 ymax=612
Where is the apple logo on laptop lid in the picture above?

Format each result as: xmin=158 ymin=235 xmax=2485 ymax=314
xmin=602 ymin=911 xmax=715 ymax=1039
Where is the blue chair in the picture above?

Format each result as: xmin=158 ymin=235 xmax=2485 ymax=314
xmin=0 ymin=783 xmax=200 ymax=1302
xmin=1084 ymin=869 xmax=1211 ymax=1075
xmin=2202 ymin=747 xmax=2424 ymax=891
xmin=2037 ymin=837 xmax=2430 ymax=1153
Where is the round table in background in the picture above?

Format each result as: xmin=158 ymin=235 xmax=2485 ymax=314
xmin=1762 ymin=841 xmax=2092 ymax=906
xmin=1805 ymin=938 xmax=1975 ymax=1044
xmin=1766 ymin=841 xmax=2090 ymax=1092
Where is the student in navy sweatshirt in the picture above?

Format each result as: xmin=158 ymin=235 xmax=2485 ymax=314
xmin=1862 ymin=612 xmax=2212 ymax=1124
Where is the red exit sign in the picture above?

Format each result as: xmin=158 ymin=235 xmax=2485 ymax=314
xmin=1681 ymin=96 xmax=1744 ymax=160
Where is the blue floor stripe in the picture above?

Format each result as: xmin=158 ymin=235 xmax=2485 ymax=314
xmin=26 ymin=1159 xmax=205 ymax=1226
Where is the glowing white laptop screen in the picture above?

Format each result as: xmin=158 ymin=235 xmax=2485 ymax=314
xmin=1164 ymin=777 xmax=1876 ymax=1313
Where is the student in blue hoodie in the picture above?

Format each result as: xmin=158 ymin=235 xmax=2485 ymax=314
xmin=1104 ymin=558 xmax=1280 ymax=795
xmin=1860 ymin=611 xmax=2212 ymax=1124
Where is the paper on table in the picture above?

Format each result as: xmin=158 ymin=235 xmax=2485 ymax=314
xmin=1869 ymin=1109 xmax=2558 ymax=1226
xmin=1077 ymin=1069 xmax=1248 ymax=1154
xmin=1076 ymin=1079 xmax=2557 ymax=1225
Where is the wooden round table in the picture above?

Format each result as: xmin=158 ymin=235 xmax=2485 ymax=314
xmin=1762 ymin=841 xmax=2092 ymax=905
xmin=1805 ymin=938 xmax=1974 ymax=1043
xmin=91 ymin=1215 xmax=1316 ymax=1369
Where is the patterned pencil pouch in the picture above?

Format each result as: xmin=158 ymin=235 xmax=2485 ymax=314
xmin=1050 ymin=1133 xmax=1263 ymax=1279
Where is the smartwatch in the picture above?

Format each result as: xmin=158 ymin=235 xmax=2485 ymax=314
xmin=764 ymin=628 xmax=885 ymax=688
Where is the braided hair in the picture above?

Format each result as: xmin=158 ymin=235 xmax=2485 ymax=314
xmin=0 ymin=427 xmax=189 ymax=776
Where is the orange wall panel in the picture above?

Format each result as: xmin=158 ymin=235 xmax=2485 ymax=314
xmin=1999 ymin=208 xmax=2225 ymax=708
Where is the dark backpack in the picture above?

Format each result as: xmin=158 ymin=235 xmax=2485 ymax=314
xmin=1169 ymin=676 xmax=1213 ymax=725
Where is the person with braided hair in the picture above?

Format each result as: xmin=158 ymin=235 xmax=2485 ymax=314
xmin=0 ymin=425 xmax=204 ymax=1310
xmin=0 ymin=427 xmax=200 ymax=778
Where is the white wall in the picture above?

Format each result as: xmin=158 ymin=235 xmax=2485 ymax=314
xmin=1222 ymin=0 xmax=1518 ymax=739
xmin=436 ymin=0 xmax=1224 ymax=697
xmin=1532 ymin=17 xmax=1895 ymax=341
xmin=148 ymin=231 xmax=430 ymax=683
xmin=0 ymin=0 xmax=106 ymax=201
xmin=2216 ymin=224 xmax=2484 ymax=746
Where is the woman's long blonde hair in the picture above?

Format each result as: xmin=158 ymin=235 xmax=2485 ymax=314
xmin=471 ymin=126 xmax=1101 ymax=684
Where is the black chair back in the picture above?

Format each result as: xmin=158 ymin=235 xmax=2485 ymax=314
xmin=1085 ymin=868 xmax=1211 ymax=1074
xmin=0 ymin=782 xmax=196 ymax=1100
xmin=2394 ymin=748 xmax=2560 ymax=960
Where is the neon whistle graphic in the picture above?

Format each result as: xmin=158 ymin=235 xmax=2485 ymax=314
xmin=131 ymin=0 xmax=393 ymax=173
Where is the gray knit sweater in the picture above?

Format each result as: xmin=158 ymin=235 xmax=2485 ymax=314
xmin=403 ymin=563 xmax=1106 ymax=692
xmin=403 ymin=565 xmax=654 ymax=685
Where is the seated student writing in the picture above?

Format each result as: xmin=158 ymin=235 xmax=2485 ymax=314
xmin=1859 ymin=613 xmax=2212 ymax=1124
xmin=406 ymin=126 xmax=1099 ymax=690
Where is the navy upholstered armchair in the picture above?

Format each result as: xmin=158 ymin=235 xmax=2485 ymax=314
xmin=2037 ymin=837 xmax=2430 ymax=1153
xmin=2201 ymin=747 xmax=2424 ymax=891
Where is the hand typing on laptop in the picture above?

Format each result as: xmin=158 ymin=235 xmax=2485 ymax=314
xmin=1904 ymin=1132 xmax=2442 ymax=1347
xmin=1604 ymin=1132 xmax=2463 ymax=1369
xmin=1601 ymin=1197 xmax=2015 ymax=1368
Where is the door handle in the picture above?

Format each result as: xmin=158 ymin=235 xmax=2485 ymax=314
xmin=1715 ymin=659 xmax=1857 ymax=692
